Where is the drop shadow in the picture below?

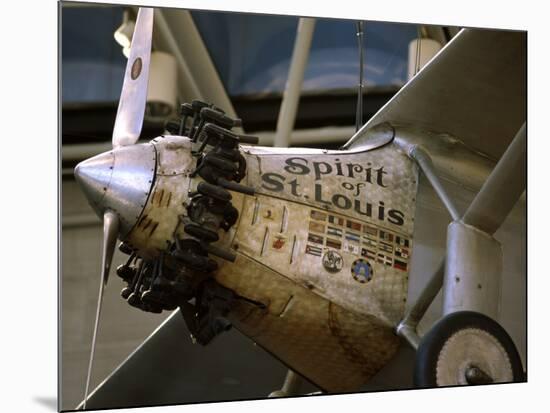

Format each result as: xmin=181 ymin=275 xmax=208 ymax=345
xmin=33 ymin=396 xmax=57 ymax=411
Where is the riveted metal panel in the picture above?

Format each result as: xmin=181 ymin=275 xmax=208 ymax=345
xmin=243 ymin=141 xmax=418 ymax=235
xmin=109 ymin=144 xmax=157 ymax=237
xmin=75 ymin=143 xmax=157 ymax=238
xmin=444 ymin=221 xmax=503 ymax=318
xmin=124 ymin=139 xmax=418 ymax=390
xmin=126 ymin=137 xmax=196 ymax=257
xmin=152 ymin=135 xmax=197 ymax=176
xmin=216 ymin=254 xmax=400 ymax=392
xmin=234 ymin=142 xmax=419 ymax=326
xmin=126 ymin=136 xmax=247 ymax=258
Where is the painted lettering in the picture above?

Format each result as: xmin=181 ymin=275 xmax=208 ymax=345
xmin=284 ymin=157 xmax=309 ymax=175
xmin=261 ymin=173 xmax=285 ymax=192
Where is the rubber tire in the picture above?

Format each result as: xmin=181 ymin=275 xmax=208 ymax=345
xmin=414 ymin=311 xmax=525 ymax=388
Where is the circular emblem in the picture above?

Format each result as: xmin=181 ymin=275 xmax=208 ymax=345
xmin=351 ymin=259 xmax=373 ymax=283
xmin=322 ymin=250 xmax=343 ymax=273
xmin=131 ymin=57 xmax=143 ymax=80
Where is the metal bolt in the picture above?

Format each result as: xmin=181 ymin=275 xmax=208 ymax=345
xmin=465 ymin=365 xmax=493 ymax=385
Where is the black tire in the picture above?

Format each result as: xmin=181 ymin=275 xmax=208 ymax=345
xmin=414 ymin=311 xmax=525 ymax=388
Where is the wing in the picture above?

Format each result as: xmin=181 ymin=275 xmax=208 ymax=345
xmin=345 ymin=28 xmax=526 ymax=161
xmin=345 ymin=27 xmax=526 ymax=235
xmin=78 ymin=311 xmax=313 ymax=409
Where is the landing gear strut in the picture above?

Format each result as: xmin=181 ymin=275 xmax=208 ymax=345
xmin=397 ymin=123 xmax=526 ymax=388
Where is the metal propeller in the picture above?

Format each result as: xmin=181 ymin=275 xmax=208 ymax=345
xmin=112 ymin=7 xmax=154 ymax=148
xmin=83 ymin=211 xmax=120 ymax=409
xmin=80 ymin=7 xmax=154 ymax=409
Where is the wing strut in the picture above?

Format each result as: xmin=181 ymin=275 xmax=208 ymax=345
xmin=396 ymin=122 xmax=525 ymax=347
xmin=462 ymin=122 xmax=526 ymax=235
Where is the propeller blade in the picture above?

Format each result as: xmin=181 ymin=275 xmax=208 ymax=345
xmin=83 ymin=210 xmax=120 ymax=409
xmin=112 ymin=8 xmax=154 ymax=148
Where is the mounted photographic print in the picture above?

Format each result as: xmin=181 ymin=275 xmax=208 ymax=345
xmin=60 ymin=1 xmax=526 ymax=410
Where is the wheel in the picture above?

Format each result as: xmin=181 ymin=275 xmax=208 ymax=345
xmin=414 ymin=311 xmax=524 ymax=388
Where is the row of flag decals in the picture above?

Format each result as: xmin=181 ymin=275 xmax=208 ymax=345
xmin=345 ymin=231 xmax=360 ymax=243
xmin=307 ymin=233 xmax=323 ymax=245
xmin=327 ymin=226 xmax=343 ymax=237
xmin=305 ymin=244 xmax=322 ymax=257
xmin=307 ymin=209 xmax=411 ymax=272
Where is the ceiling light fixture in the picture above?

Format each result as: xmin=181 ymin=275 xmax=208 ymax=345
xmin=114 ymin=9 xmax=135 ymax=49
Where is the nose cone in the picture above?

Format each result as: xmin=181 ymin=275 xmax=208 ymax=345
xmin=74 ymin=151 xmax=115 ymax=213
xmin=75 ymin=143 xmax=157 ymax=238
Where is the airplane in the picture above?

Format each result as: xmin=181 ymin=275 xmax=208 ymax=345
xmin=71 ymin=7 xmax=526 ymax=410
